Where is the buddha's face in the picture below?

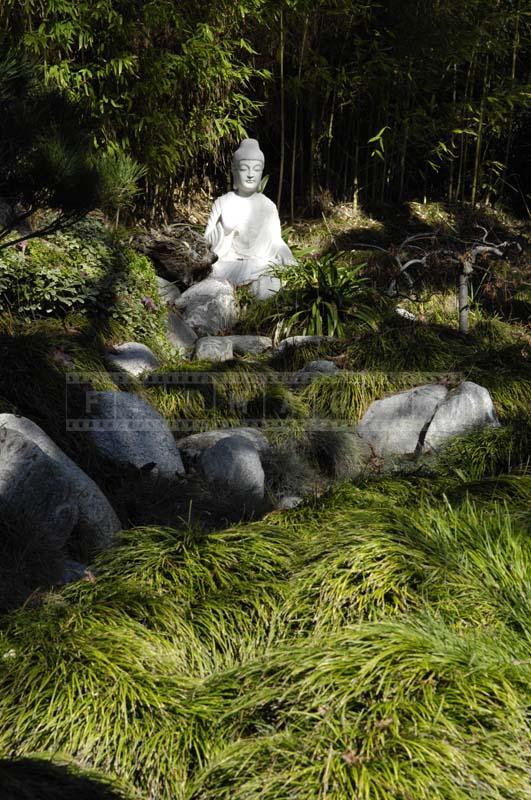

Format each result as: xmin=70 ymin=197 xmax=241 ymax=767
xmin=233 ymin=159 xmax=263 ymax=196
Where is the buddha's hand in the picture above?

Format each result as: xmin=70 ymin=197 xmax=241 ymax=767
xmin=277 ymin=242 xmax=296 ymax=265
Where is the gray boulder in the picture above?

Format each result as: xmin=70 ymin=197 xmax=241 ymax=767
xmin=0 ymin=428 xmax=77 ymax=608
xmin=225 ymin=335 xmax=273 ymax=355
xmin=106 ymin=342 xmax=160 ymax=377
xmin=356 ymin=384 xmax=448 ymax=457
xmin=422 ymin=381 xmax=499 ymax=452
xmin=175 ymin=278 xmax=238 ymax=335
xmin=0 ymin=414 xmax=120 ymax=553
xmin=166 ymin=311 xmax=198 ymax=355
xmin=194 ymin=336 xmax=234 ymax=362
xmin=199 ymin=434 xmax=265 ymax=509
xmin=157 ymin=276 xmax=181 ymax=306
xmin=0 ymin=427 xmax=78 ymax=544
xmin=86 ymin=391 xmax=185 ymax=479
xmin=177 ymin=427 xmax=270 ymax=464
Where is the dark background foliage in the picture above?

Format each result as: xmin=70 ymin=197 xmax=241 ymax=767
xmin=1 ymin=0 xmax=528 ymax=222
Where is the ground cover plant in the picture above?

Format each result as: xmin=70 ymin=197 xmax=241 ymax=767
xmin=0 ymin=478 xmax=529 ymax=799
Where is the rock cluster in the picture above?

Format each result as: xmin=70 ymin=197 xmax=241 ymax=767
xmin=356 ymin=381 xmax=499 ymax=458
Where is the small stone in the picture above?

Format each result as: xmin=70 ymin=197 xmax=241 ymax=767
xmin=276 ymin=495 xmax=303 ymax=510
xmin=277 ymin=335 xmax=336 ymax=352
xmin=194 ymin=336 xmax=234 ymax=362
xmin=396 ymin=307 xmax=416 ymax=321
xmin=225 ymin=335 xmax=273 ymax=355
xmin=106 ymin=342 xmax=160 ymax=377
xmin=301 ymin=359 xmax=339 ymax=375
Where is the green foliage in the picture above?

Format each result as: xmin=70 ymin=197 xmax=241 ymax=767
xmin=437 ymin=421 xmax=531 ymax=480
xmin=0 ymin=218 xmax=165 ymax=342
xmin=241 ymin=253 xmax=382 ymax=342
xmin=300 ymin=370 xmax=416 ymax=423
xmin=0 ymin=50 xmax=145 ymax=239
xmin=3 ymin=1 xmax=269 ymax=217
xmin=0 ymin=482 xmax=530 ymax=798
xmin=275 ymin=253 xmax=379 ymax=338
xmin=95 ymin=150 xmax=147 ymax=222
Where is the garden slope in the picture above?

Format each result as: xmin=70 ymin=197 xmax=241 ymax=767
xmin=0 ymin=208 xmax=529 ymax=798
xmin=0 ymin=477 xmax=529 ymax=799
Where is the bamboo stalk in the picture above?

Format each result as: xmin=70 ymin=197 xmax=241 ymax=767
xmin=276 ymin=8 xmax=285 ymax=211
xmin=290 ymin=14 xmax=309 ymax=221
xmin=471 ymin=55 xmax=489 ymax=208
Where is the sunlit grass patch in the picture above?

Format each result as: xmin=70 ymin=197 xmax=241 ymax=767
xmin=299 ymin=369 xmax=420 ymax=422
xmin=437 ymin=422 xmax=531 ymax=479
xmin=191 ymin=617 xmax=531 ymax=800
xmin=0 ymin=477 xmax=530 ymax=798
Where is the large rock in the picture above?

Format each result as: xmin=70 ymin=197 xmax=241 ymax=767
xmin=194 ymin=336 xmax=233 ymax=362
xmin=0 ymin=430 xmax=89 ymax=607
xmin=225 ymin=335 xmax=273 ymax=355
xmin=422 ymin=381 xmax=499 ymax=452
xmin=175 ymin=278 xmax=238 ymax=336
xmin=106 ymin=342 xmax=160 ymax=377
xmin=177 ymin=427 xmax=270 ymax=464
xmin=356 ymin=384 xmax=448 ymax=457
xmin=0 ymin=414 xmax=120 ymax=553
xmin=0 ymin=427 xmax=78 ymax=544
xmin=132 ymin=224 xmax=217 ymax=285
xmin=86 ymin=391 xmax=185 ymax=479
xmin=166 ymin=311 xmax=198 ymax=355
xmin=199 ymin=434 xmax=265 ymax=509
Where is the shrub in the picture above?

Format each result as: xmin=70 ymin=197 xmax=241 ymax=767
xmin=0 ymin=218 xmax=165 ymax=342
xmin=253 ymin=253 xmax=385 ymax=341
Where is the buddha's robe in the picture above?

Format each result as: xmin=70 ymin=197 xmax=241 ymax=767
xmin=204 ymin=191 xmax=294 ymax=298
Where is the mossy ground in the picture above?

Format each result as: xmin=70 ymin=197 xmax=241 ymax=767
xmin=0 ymin=203 xmax=529 ymax=798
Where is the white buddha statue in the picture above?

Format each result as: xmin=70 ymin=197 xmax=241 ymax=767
xmin=205 ymin=139 xmax=295 ymax=299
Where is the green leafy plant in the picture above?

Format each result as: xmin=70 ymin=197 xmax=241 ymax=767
xmin=0 ymin=218 xmax=165 ymax=342
xmin=267 ymin=253 xmax=381 ymax=341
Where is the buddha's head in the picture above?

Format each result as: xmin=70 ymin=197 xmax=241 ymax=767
xmin=231 ymin=139 xmax=264 ymax=196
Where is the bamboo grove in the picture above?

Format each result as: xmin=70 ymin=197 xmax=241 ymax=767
xmin=1 ymin=0 xmax=530 ymax=219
